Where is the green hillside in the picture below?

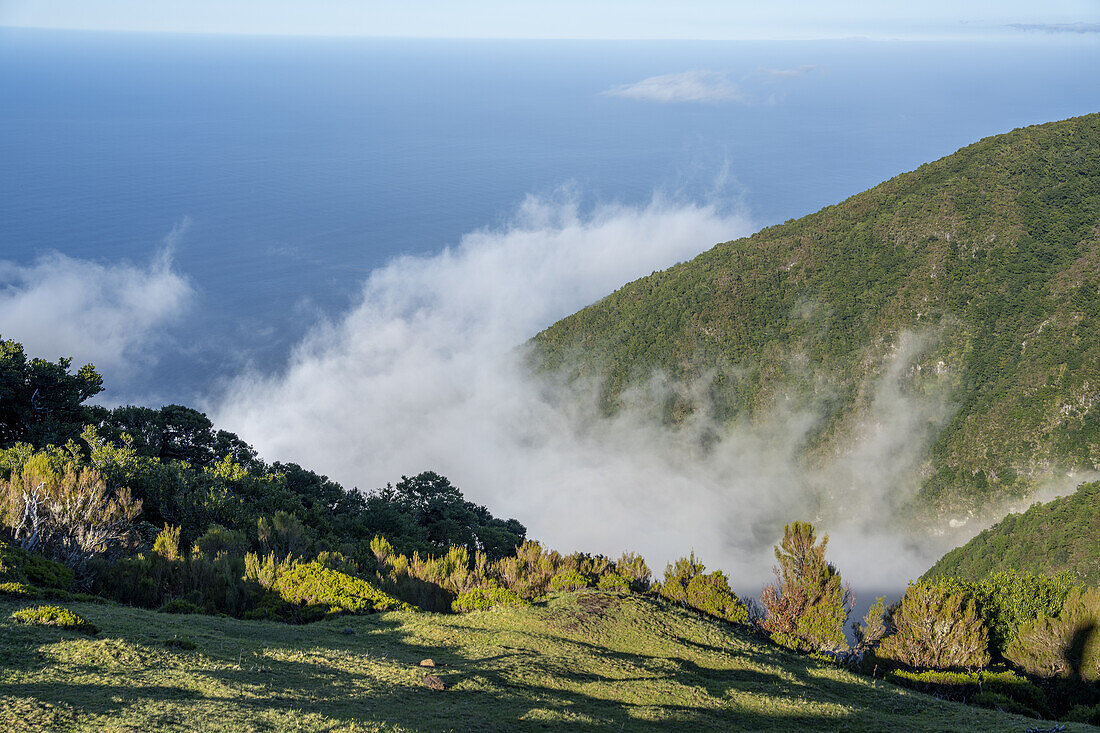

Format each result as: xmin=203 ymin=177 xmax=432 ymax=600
xmin=925 ymin=480 xmax=1100 ymax=584
xmin=533 ymin=113 xmax=1100 ymax=514
xmin=0 ymin=592 xmax=1083 ymax=732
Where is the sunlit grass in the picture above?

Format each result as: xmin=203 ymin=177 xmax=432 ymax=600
xmin=1 ymin=592 xmax=1087 ymax=731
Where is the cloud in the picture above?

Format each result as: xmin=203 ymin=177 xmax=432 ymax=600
xmin=0 ymin=229 xmax=194 ymax=381
xmin=1007 ymin=22 xmax=1100 ymax=34
xmin=756 ymin=65 xmax=819 ymax=78
xmin=214 ymin=190 xmax=976 ymax=594
xmin=603 ymin=66 xmax=820 ymax=105
xmin=603 ymin=70 xmax=748 ymax=104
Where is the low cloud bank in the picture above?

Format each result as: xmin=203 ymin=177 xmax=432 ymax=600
xmin=216 ymin=192 xmax=962 ymax=593
xmin=0 ymin=241 xmax=193 ymax=382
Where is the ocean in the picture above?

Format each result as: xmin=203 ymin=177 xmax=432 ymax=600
xmin=1 ymin=27 xmax=1098 ymax=405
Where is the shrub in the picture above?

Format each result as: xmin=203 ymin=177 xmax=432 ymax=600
xmin=266 ymin=559 xmax=413 ymax=616
xmin=494 ymin=540 xmax=561 ymax=598
xmin=0 ymin=540 xmax=73 ymax=590
xmin=151 ymin=525 xmax=182 ymax=562
xmin=1065 ymin=702 xmax=1100 ymax=725
xmin=0 ymin=581 xmax=37 ymax=597
xmin=659 ymin=553 xmax=748 ymax=624
xmin=972 ymin=570 xmax=1075 ymax=657
xmin=760 ymin=522 xmax=852 ymax=652
xmin=853 ymin=596 xmax=889 ymax=654
xmin=159 ymin=599 xmax=203 ymax=615
xmin=597 ymin=571 xmax=631 ymax=592
xmin=1 ymin=456 xmax=140 ymax=572
xmin=1006 ymin=585 xmax=1100 ymax=681
xmin=452 ymin=583 xmax=530 ymax=613
xmin=257 ymin=511 xmax=313 ymax=559
xmin=550 ymin=569 xmax=591 ymax=592
xmin=885 ymin=668 xmax=1048 ymax=719
xmin=191 ymin=525 xmax=249 ymax=560
xmin=614 ymin=552 xmax=652 ymax=592
xmin=11 ymin=605 xmax=98 ymax=635
xmin=876 ymin=580 xmax=991 ymax=670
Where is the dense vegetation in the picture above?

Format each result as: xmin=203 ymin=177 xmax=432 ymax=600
xmin=533 ymin=113 xmax=1100 ymax=514
xmin=925 ymin=481 xmax=1100 ymax=584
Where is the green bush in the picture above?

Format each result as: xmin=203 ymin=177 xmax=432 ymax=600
xmin=0 ymin=540 xmax=73 ymax=590
xmin=267 ymin=559 xmax=413 ymax=616
xmin=1065 ymin=702 xmax=1100 ymax=725
xmin=659 ymin=553 xmax=748 ymax=625
xmin=1006 ymin=584 xmax=1100 ymax=681
xmin=876 ymin=580 xmax=991 ymax=670
xmin=159 ymin=599 xmax=203 ymax=615
xmin=597 ymin=571 xmax=632 ymax=592
xmin=0 ymin=581 xmax=37 ymax=597
xmin=11 ymin=605 xmax=98 ymax=635
xmin=614 ymin=552 xmax=652 ymax=592
xmin=452 ymin=583 xmax=530 ymax=613
xmin=885 ymin=668 xmax=1048 ymax=719
xmin=550 ymin=569 xmax=591 ymax=592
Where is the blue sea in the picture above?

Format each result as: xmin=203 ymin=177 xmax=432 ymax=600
xmin=1 ymin=28 xmax=1098 ymax=404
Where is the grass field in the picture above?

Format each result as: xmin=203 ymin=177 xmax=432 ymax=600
xmin=0 ymin=591 xmax=1092 ymax=732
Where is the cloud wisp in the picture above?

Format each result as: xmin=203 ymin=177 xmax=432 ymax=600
xmin=603 ymin=70 xmax=749 ymax=104
xmin=214 ymin=190 xmax=971 ymax=593
xmin=0 ymin=235 xmax=193 ymax=382
xmin=1007 ymin=22 xmax=1100 ymax=34
xmin=603 ymin=66 xmax=820 ymax=105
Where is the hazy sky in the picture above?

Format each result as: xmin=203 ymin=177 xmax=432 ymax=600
xmin=2 ymin=0 xmax=1098 ymax=40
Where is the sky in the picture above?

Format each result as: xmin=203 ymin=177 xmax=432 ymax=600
xmin=1 ymin=0 xmax=1098 ymax=40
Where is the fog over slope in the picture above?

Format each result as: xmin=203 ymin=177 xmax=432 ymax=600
xmin=210 ymin=191 xmax=991 ymax=591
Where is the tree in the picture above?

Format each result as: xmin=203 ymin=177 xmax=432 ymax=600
xmin=0 ymin=336 xmax=103 ymax=449
xmin=760 ymin=521 xmax=853 ymax=652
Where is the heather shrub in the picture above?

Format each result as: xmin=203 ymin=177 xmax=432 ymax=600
xmin=615 ymin=552 xmax=652 ymax=592
xmin=151 ymin=524 xmax=182 ymax=562
xmin=191 ymin=524 xmax=249 ymax=560
xmin=550 ymin=569 xmax=591 ymax=592
xmin=11 ymin=605 xmax=98 ymax=635
xmin=659 ymin=552 xmax=748 ymax=624
xmin=452 ymin=583 xmax=529 ymax=613
xmin=853 ymin=596 xmax=889 ymax=654
xmin=760 ymin=522 xmax=852 ymax=652
xmin=495 ymin=540 xmax=561 ymax=598
xmin=1006 ymin=585 xmax=1100 ymax=681
xmin=1 ymin=455 xmax=140 ymax=573
xmin=597 ymin=571 xmax=631 ymax=592
xmin=875 ymin=580 xmax=991 ymax=670
xmin=257 ymin=511 xmax=313 ymax=559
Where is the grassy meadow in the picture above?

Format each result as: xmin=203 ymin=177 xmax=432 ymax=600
xmin=2 ymin=591 xmax=1089 ymax=732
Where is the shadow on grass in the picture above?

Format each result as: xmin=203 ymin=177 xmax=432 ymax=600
xmin=0 ymin=598 xmax=1003 ymax=732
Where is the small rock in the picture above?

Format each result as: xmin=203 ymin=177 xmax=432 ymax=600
xmin=419 ymin=658 xmax=435 ymax=667
xmin=341 ymin=627 xmax=354 ymax=635
xmin=421 ymin=674 xmax=446 ymax=691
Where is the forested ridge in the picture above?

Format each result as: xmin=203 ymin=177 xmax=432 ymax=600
xmin=926 ymin=481 xmax=1100 ymax=585
xmin=533 ymin=113 xmax=1100 ymax=514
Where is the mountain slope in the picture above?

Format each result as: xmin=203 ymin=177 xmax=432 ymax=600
xmin=533 ymin=114 xmax=1100 ymax=514
xmin=924 ymin=480 xmax=1100 ymax=584
xmin=0 ymin=593 xmax=1079 ymax=732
